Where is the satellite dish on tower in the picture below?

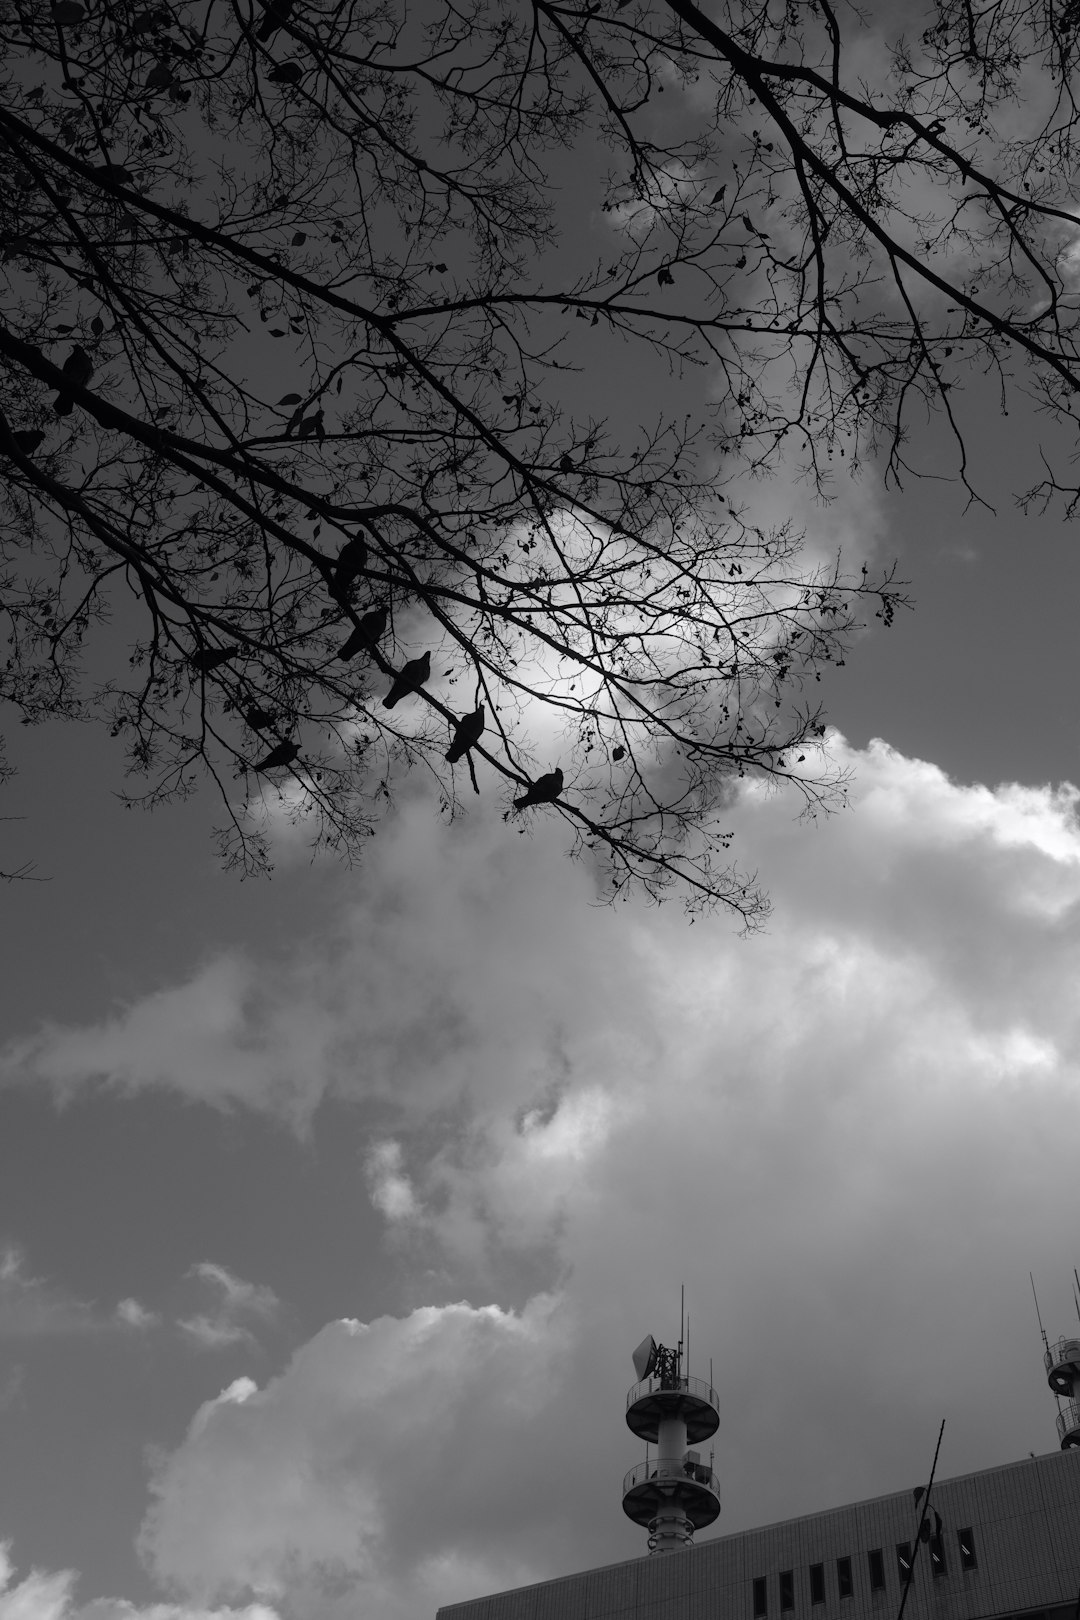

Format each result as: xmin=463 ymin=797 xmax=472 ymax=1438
xmin=632 ymin=1334 xmax=658 ymax=1381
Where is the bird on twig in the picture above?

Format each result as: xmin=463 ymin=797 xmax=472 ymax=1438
xmin=251 ymin=738 xmax=299 ymax=772
xmin=445 ymin=705 xmax=484 ymax=763
xmin=330 ymin=535 xmax=368 ymax=601
xmin=338 ymin=603 xmax=387 ymax=661
xmin=513 ymin=767 xmax=563 ymax=809
xmin=52 ymin=345 xmax=94 ymax=416
xmin=190 ymin=645 xmax=238 ymax=673
xmin=382 ymin=651 xmax=430 ymax=709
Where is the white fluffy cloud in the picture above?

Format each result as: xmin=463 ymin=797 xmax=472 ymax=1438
xmin=1 ymin=952 xmax=337 ymax=1129
xmin=0 ymin=1247 xmax=97 ymax=1339
xmin=0 ymin=1248 xmax=156 ymax=1340
xmin=7 ymin=739 xmax=1080 ymax=1278
xmin=137 ymin=1299 xmax=570 ymax=1620
xmin=116 ymin=1300 xmax=160 ymax=1331
xmin=0 ymin=1544 xmax=278 ymax=1620
xmin=6 ymin=737 xmax=1080 ymax=1616
xmin=363 ymin=1141 xmax=421 ymax=1224
xmin=177 ymin=1264 xmax=280 ymax=1353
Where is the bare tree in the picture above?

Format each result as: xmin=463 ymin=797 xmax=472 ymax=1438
xmin=0 ymin=731 xmax=45 ymax=879
xmin=12 ymin=0 xmax=1018 ymax=923
xmin=587 ymin=0 xmax=1080 ymax=503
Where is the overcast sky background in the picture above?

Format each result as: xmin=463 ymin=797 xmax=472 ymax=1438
xmin=4 ymin=5 xmax=1080 ymax=1620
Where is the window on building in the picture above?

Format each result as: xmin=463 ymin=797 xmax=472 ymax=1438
xmin=929 ymin=1535 xmax=946 ymax=1577
xmin=780 ymin=1570 xmax=795 ymax=1611
xmin=958 ymin=1528 xmax=977 ymax=1571
xmin=868 ymin=1549 xmax=885 ymax=1591
xmin=837 ymin=1557 xmax=853 ymax=1599
xmin=896 ymin=1544 xmax=913 ymax=1585
xmin=809 ymin=1565 xmax=825 ymax=1604
xmin=754 ymin=1577 xmax=768 ymax=1617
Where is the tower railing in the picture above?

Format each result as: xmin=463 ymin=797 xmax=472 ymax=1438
xmin=1043 ymin=1336 xmax=1080 ymax=1376
xmin=1056 ymin=1401 xmax=1080 ymax=1446
xmin=623 ymin=1457 xmax=720 ymax=1497
xmin=626 ymin=1373 xmax=719 ymax=1415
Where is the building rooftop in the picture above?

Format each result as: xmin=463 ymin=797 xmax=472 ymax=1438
xmin=437 ymin=1447 xmax=1080 ymax=1620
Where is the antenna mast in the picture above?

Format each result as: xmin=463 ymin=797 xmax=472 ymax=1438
xmin=623 ymin=1317 xmax=721 ymax=1556
xmin=680 ymin=1284 xmax=685 ymax=1373
xmin=1031 ymin=1272 xmax=1050 ymax=1351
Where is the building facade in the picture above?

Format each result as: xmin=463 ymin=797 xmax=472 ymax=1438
xmin=437 ymin=1447 xmax=1080 ymax=1620
xmin=438 ymin=1325 xmax=1080 ymax=1620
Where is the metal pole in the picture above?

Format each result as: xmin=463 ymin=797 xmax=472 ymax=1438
xmin=894 ymin=1420 xmax=946 ymax=1620
xmin=1031 ymin=1272 xmax=1050 ymax=1351
xmin=680 ymin=1283 xmax=685 ymax=1373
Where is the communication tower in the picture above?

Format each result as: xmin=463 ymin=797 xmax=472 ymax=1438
xmin=1044 ymin=1332 xmax=1080 ymax=1448
xmin=621 ymin=1326 xmax=721 ymax=1554
xmin=1034 ymin=1270 xmax=1080 ymax=1449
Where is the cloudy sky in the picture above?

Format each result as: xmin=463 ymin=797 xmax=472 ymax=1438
xmin=5 ymin=10 xmax=1080 ymax=1620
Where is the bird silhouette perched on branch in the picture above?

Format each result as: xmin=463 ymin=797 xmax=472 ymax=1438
xmin=513 ymin=767 xmax=563 ymax=809
xmin=251 ymin=738 xmax=299 ymax=772
xmin=382 ymin=650 xmax=430 ymax=708
xmin=190 ymin=645 xmax=238 ymax=673
xmin=330 ymin=535 xmax=368 ymax=601
xmin=445 ymin=706 xmax=484 ymax=763
xmin=339 ymin=604 xmax=387 ymax=661
xmin=52 ymin=345 xmax=93 ymax=416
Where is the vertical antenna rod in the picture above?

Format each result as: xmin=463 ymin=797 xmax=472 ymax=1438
xmin=1031 ymin=1272 xmax=1050 ymax=1350
xmin=680 ymin=1284 xmax=685 ymax=1371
